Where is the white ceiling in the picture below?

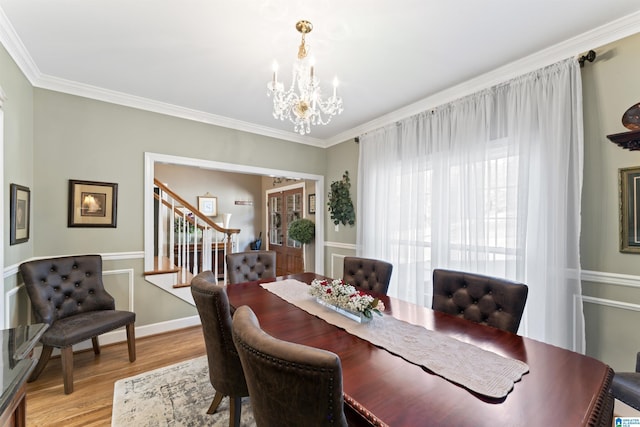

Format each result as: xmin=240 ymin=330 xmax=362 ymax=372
xmin=1 ymin=1 xmax=640 ymax=147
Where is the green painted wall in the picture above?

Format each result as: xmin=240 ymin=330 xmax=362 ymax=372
xmin=581 ymin=32 xmax=640 ymax=371
xmin=324 ymin=139 xmax=359 ymax=277
xmin=1 ymin=43 xmax=34 ymax=268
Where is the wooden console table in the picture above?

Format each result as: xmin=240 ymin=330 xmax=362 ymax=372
xmin=0 ymin=323 xmax=47 ymax=427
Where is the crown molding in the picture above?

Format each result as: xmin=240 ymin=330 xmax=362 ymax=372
xmin=1 ymin=6 xmax=639 ymax=149
xmin=324 ymin=11 xmax=640 ymax=147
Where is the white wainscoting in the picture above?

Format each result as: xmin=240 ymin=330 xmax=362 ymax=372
xmin=2 ymin=251 xmax=201 ymax=349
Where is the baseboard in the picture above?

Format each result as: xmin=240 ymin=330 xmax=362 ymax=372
xmin=34 ymin=315 xmax=202 ymax=358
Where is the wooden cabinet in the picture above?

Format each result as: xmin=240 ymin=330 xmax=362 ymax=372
xmin=174 ymin=242 xmax=226 ymax=278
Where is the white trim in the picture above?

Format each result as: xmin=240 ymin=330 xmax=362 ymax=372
xmin=582 ymin=295 xmax=640 ymax=312
xmin=104 ymin=268 xmax=135 ymax=311
xmin=1 ymin=5 xmax=639 ymax=148
xmin=3 ymin=251 xmax=145 ymax=278
xmin=144 ymin=152 xmax=325 ymax=275
xmin=581 ymin=269 xmax=640 ymax=289
xmin=324 ymin=11 xmax=640 ymax=146
xmin=64 ymin=315 xmax=202 ymax=353
xmin=331 ymin=253 xmax=347 ymax=279
xmin=325 ymin=241 xmax=357 ymax=250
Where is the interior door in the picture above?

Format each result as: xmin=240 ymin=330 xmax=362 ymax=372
xmin=268 ymin=188 xmax=304 ymax=276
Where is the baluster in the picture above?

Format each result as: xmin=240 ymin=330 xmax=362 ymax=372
xmin=193 ymin=217 xmax=199 ymax=276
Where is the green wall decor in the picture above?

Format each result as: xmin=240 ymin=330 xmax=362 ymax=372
xmin=328 ymin=171 xmax=355 ymax=226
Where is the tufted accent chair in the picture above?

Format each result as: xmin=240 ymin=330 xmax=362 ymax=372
xmin=432 ymin=269 xmax=528 ymax=333
xmin=19 ymin=254 xmax=136 ymax=394
xmin=612 ymin=352 xmax=640 ymax=411
xmin=190 ymin=270 xmax=249 ymax=427
xmin=231 ymin=305 xmax=348 ymax=427
xmin=226 ymin=251 xmax=276 ymax=284
xmin=343 ymin=256 xmax=393 ymax=295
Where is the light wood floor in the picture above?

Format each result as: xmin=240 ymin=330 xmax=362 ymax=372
xmin=25 ymin=326 xmax=206 ymax=427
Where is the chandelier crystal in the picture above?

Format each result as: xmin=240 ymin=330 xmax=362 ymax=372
xmin=267 ymin=20 xmax=343 ymax=135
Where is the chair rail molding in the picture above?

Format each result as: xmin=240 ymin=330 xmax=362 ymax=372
xmin=581 ymin=269 xmax=640 ymax=289
xmin=324 ymin=241 xmax=356 ymax=250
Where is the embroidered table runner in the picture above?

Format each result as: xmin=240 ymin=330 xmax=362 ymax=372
xmin=260 ymin=279 xmax=529 ymax=398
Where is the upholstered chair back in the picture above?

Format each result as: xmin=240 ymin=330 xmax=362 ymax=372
xmin=343 ymin=256 xmax=393 ymax=295
xmin=190 ymin=271 xmax=249 ymax=400
xmin=226 ymin=251 xmax=276 ymax=284
xmin=612 ymin=352 xmax=640 ymax=412
xmin=20 ymin=254 xmax=116 ymax=325
xmin=432 ymin=269 xmax=528 ymax=333
xmin=19 ymin=254 xmax=136 ymax=394
xmin=232 ymin=305 xmax=348 ymax=427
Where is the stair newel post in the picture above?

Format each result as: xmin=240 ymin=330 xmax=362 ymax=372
xmin=225 ymin=231 xmax=233 ymax=283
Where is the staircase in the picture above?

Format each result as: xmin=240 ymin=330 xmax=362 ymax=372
xmin=144 ymin=178 xmax=241 ymax=301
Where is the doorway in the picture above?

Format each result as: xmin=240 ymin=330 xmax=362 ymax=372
xmin=268 ymin=187 xmax=304 ymax=276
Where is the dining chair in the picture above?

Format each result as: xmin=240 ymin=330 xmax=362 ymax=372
xmin=612 ymin=351 xmax=640 ymax=410
xmin=231 ymin=305 xmax=348 ymax=427
xmin=343 ymin=256 xmax=393 ymax=294
xmin=19 ymin=254 xmax=136 ymax=394
xmin=225 ymin=250 xmax=276 ymax=284
xmin=431 ymin=268 xmax=528 ymax=333
xmin=190 ymin=270 xmax=248 ymax=427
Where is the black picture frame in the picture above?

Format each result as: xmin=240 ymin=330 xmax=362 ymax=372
xmin=308 ymin=193 xmax=316 ymax=214
xmin=68 ymin=179 xmax=118 ymax=227
xmin=10 ymin=183 xmax=30 ymax=245
xmin=620 ymin=166 xmax=640 ymax=253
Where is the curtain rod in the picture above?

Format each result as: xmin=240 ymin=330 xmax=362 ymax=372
xmin=578 ymin=50 xmax=596 ymax=67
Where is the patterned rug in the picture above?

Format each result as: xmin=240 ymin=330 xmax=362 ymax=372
xmin=111 ymin=356 xmax=255 ymax=426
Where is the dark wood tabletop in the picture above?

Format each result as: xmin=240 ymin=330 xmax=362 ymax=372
xmin=225 ymin=272 xmax=613 ymax=427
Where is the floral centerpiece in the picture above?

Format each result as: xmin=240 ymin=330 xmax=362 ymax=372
xmin=309 ymin=278 xmax=385 ymax=321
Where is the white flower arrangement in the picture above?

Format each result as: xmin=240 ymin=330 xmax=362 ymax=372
xmin=309 ymin=278 xmax=385 ymax=319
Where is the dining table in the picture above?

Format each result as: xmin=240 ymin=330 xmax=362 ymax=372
xmin=225 ymin=272 xmax=614 ymax=427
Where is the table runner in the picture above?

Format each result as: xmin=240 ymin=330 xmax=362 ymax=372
xmin=261 ymin=279 xmax=529 ymax=398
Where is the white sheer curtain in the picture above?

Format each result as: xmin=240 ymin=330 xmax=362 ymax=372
xmin=357 ymin=58 xmax=584 ymax=352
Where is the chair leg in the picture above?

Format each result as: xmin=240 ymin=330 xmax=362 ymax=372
xmin=61 ymin=346 xmax=74 ymax=394
xmin=229 ymin=396 xmax=242 ymax=427
xmin=91 ymin=336 xmax=101 ymax=355
xmin=126 ymin=322 xmax=136 ymax=362
xmin=28 ymin=345 xmax=53 ymax=382
xmin=207 ymin=390 xmax=224 ymax=414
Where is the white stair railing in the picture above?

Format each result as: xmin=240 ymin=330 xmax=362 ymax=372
xmin=154 ymin=179 xmax=240 ymax=286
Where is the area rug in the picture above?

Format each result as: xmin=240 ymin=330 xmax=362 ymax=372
xmin=112 ymin=356 xmax=255 ymax=426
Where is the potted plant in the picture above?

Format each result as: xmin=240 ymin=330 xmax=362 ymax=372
xmin=328 ymin=171 xmax=355 ymax=226
xmin=288 ymin=218 xmax=315 ymax=244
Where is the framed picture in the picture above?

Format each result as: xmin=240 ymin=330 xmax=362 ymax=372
xmin=620 ymin=166 xmax=640 ymax=253
xmin=68 ymin=179 xmax=118 ymax=227
xmin=308 ymin=193 xmax=316 ymax=214
xmin=198 ymin=195 xmax=217 ymax=216
xmin=10 ymin=183 xmax=30 ymax=245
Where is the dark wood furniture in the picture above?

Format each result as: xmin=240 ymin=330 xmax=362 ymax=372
xmin=1 ymin=324 xmax=47 ymax=427
xmin=607 ymin=129 xmax=640 ymax=151
xmin=174 ymin=242 xmax=225 ymax=278
xmin=226 ymin=273 xmax=614 ymax=427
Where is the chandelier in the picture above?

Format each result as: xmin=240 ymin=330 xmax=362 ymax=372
xmin=267 ymin=20 xmax=343 ymax=135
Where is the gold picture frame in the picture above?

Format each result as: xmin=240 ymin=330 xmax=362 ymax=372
xmin=620 ymin=166 xmax=640 ymax=253
xmin=10 ymin=183 xmax=30 ymax=245
xmin=68 ymin=179 xmax=118 ymax=227
xmin=198 ymin=195 xmax=217 ymax=216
